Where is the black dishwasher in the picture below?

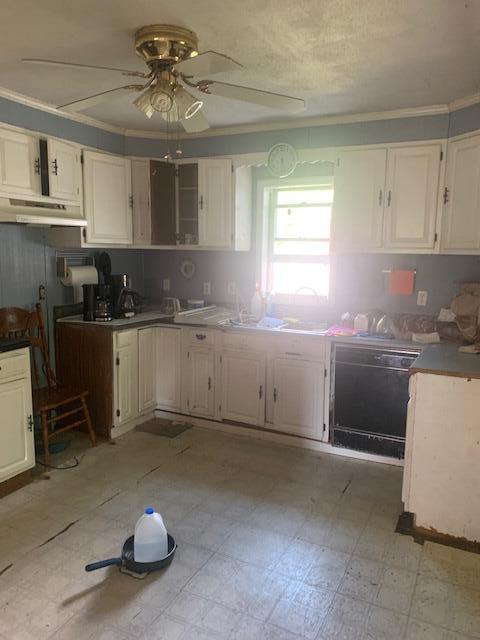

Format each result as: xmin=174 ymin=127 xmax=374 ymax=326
xmin=333 ymin=344 xmax=419 ymax=458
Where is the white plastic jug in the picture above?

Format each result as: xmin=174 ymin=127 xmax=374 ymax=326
xmin=134 ymin=507 xmax=168 ymax=563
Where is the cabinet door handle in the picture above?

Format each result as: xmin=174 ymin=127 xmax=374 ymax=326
xmin=199 ymin=195 xmax=204 ymax=210
xmin=378 ymin=189 xmax=383 ymax=206
xmin=52 ymin=158 xmax=58 ymax=176
xmin=443 ymin=187 xmax=449 ymax=205
xmin=34 ymin=158 xmax=41 ymax=175
xmin=273 ymin=387 xmax=277 ymax=402
xmin=258 ymin=385 xmax=263 ymax=400
xmin=195 ymin=333 xmax=207 ymax=341
xmin=208 ymin=376 xmax=212 ymax=390
xmin=27 ymin=415 xmax=34 ymax=432
xmin=387 ymin=190 xmax=392 ymax=207
xmin=285 ymin=352 xmax=301 ymax=356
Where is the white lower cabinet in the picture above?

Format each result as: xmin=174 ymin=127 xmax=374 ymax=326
xmin=113 ymin=330 xmax=138 ymax=427
xmin=185 ymin=347 xmax=215 ymax=418
xmin=138 ymin=327 xmax=156 ymax=413
xmin=221 ymin=350 xmax=265 ymax=426
xmin=271 ymin=357 xmax=325 ymax=439
xmin=156 ymin=327 xmax=182 ymax=411
xmin=0 ymin=348 xmax=35 ymax=483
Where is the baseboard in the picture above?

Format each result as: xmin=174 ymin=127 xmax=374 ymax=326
xmin=0 ymin=469 xmax=32 ymax=498
xmin=154 ymin=409 xmax=404 ymax=467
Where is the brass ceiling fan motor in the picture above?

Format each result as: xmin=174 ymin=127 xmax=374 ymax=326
xmin=134 ymin=24 xmax=199 ymax=69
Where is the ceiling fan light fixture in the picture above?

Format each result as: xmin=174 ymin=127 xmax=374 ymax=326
xmin=175 ymin=87 xmax=203 ymax=120
xmin=150 ymin=87 xmax=174 ymax=113
xmin=184 ymin=100 xmax=203 ymax=119
xmin=133 ymin=88 xmax=155 ymax=118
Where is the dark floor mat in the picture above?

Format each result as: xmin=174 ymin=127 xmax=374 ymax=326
xmin=136 ymin=418 xmax=192 ymax=438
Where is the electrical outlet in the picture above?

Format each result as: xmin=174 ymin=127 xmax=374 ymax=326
xmin=203 ymin=281 xmax=211 ymax=296
xmin=227 ymin=281 xmax=236 ymax=296
xmin=417 ymin=290 xmax=428 ymax=306
xmin=163 ymin=278 xmax=170 ymax=292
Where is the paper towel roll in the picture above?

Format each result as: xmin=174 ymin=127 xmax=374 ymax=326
xmin=60 ymin=265 xmax=98 ymax=303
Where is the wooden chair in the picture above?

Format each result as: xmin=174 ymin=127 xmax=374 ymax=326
xmin=0 ymin=304 xmax=96 ymax=466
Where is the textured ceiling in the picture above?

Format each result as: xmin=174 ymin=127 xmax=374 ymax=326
xmin=0 ymin=0 xmax=479 ymax=132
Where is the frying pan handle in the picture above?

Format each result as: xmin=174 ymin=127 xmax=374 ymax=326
xmin=85 ymin=557 xmax=122 ymax=572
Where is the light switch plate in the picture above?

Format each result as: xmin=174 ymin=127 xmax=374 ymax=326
xmin=417 ymin=290 xmax=428 ymax=306
xmin=203 ymin=281 xmax=211 ymax=296
xmin=227 ymin=282 xmax=236 ymax=296
xmin=163 ymin=278 xmax=170 ymax=292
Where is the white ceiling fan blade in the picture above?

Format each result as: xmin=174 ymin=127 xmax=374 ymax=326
xmin=59 ymin=85 xmax=143 ymax=112
xmin=175 ymin=50 xmax=242 ymax=77
xmin=206 ymin=81 xmax=305 ymax=113
xmin=181 ymin=109 xmax=210 ymax=133
xmin=22 ymin=58 xmax=147 ymax=77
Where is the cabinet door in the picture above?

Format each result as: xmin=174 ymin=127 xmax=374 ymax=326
xmin=132 ymin=159 xmax=151 ymax=245
xmin=442 ymin=134 xmax=480 ymax=251
xmin=156 ymin=327 xmax=181 ymax=411
xmin=0 ymin=377 xmax=34 ymax=482
xmin=221 ymin=351 xmax=265 ymax=426
xmin=198 ymin=159 xmax=232 ymax=247
xmin=333 ymin=148 xmax=386 ymax=251
xmin=151 ymin=160 xmax=176 ymax=245
xmin=83 ymin=150 xmax=132 ymax=244
xmin=114 ymin=330 xmax=138 ymax=426
xmin=0 ymin=127 xmax=40 ymax=197
xmin=384 ymin=145 xmax=441 ymax=249
xmin=138 ymin=327 xmax=156 ymax=413
xmin=272 ymin=358 xmax=324 ymax=439
xmin=186 ymin=347 xmax=215 ymax=417
xmin=48 ymin=138 xmax=80 ymax=202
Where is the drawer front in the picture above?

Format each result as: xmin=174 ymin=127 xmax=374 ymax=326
xmin=187 ymin=328 xmax=215 ymax=347
xmin=222 ymin=331 xmax=265 ymax=352
xmin=0 ymin=350 xmax=30 ymax=382
xmin=272 ymin=335 xmax=326 ymax=361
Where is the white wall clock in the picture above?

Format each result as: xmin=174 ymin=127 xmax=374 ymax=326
xmin=267 ymin=143 xmax=298 ymax=178
xmin=180 ymin=259 xmax=196 ymax=279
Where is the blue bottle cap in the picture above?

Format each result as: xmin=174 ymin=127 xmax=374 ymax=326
xmin=145 ymin=507 xmax=154 ymax=515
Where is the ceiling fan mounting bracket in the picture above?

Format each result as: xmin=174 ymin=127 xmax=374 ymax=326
xmin=134 ymin=24 xmax=199 ymax=67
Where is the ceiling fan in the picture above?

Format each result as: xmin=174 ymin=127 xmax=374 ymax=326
xmin=22 ymin=24 xmax=305 ymax=133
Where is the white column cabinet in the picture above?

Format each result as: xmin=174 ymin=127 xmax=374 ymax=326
xmin=383 ymin=144 xmax=441 ymax=249
xmin=83 ymin=150 xmax=132 ymax=245
xmin=272 ymin=357 xmax=325 ymax=439
xmin=0 ymin=127 xmax=41 ymax=197
xmin=185 ymin=347 xmax=215 ymax=418
xmin=0 ymin=348 xmax=35 ymax=483
xmin=113 ymin=330 xmax=138 ymax=427
xmin=132 ymin=159 xmax=151 ymax=245
xmin=221 ymin=351 xmax=265 ymax=426
xmin=333 ymin=148 xmax=387 ymax=251
xmin=47 ymin=138 xmax=81 ymax=202
xmin=156 ymin=327 xmax=182 ymax=411
xmin=198 ymin=158 xmax=233 ymax=248
xmin=442 ymin=134 xmax=480 ymax=251
xmin=138 ymin=327 xmax=156 ymax=413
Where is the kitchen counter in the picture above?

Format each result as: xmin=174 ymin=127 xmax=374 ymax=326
xmin=410 ymin=342 xmax=480 ymax=379
xmin=0 ymin=338 xmax=30 ymax=353
xmin=57 ymin=309 xmax=173 ymax=330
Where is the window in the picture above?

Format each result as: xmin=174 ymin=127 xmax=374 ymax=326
xmin=266 ymin=182 xmax=334 ymax=301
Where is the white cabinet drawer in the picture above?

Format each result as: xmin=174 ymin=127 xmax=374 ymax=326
xmin=186 ymin=328 xmax=216 ymax=347
xmin=271 ymin=336 xmax=326 ymax=361
xmin=0 ymin=350 xmax=30 ymax=383
xmin=222 ymin=331 xmax=264 ymax=352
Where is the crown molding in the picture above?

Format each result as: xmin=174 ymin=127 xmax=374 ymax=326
xmin=0 ymin=86 xmax=126 ymax=135
xmin=449 ymin=92 xmax=480 ymax=112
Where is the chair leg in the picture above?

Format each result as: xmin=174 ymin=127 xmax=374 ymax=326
xmin=41 ymin=410 xmax=50 ymax=467
xmin=81 ymin=396 xmax=96 ymax=448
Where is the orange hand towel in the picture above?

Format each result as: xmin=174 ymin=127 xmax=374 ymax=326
xmin=389 ymin=269 xmax=415 ymax=295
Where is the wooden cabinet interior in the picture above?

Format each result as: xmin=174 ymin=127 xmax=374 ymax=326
xmin=177 ymin=162 xmax=199 ymax=245
xmin=150 ymin=160 xmax=176 ymax=245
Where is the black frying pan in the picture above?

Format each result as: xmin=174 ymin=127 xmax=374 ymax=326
xmin=85 ymin=534 xmax=176 ymax=575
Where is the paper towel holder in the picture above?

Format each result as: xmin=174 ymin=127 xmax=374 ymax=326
xmin=56 ymin=253 xmax=95 ymax=279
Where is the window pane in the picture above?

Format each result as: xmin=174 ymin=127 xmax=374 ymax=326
xmin=274 ymin=240 xmax=329 ymax=255
xmin=275 ymin=206 xmax=331 ymax=239
xmin=271 ymin=262 xmax=330 ymax=296
xmin=276 ymin=188 xmax=334 ymax=205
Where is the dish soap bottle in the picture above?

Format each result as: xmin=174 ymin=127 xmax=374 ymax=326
xmin=250 ymin=283 xmax=263 ymax=321
xmin=134 ymin=507 xmax=168 ymax=562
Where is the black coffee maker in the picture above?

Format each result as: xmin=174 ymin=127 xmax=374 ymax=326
xmin=105 ymin=274 xmax=141 ymax=318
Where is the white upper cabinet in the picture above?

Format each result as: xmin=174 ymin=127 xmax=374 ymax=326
xmin=47 ymin=138 xmax=81 ymax=202
xmin=221 ymin=350 xmax=265 ymax=427
xmin=333 ymin=148 xmax=387 ymax=251
xmin=383 ymin=144 xmax=441 ymax=249
xmin=442 ymin=134 xmax=480 ymax=252
xmin=198 ymin=158 xmax=233 ymax=247
xmin=0 ymin=127 xmax=40 ymax=197
xmin=132 ymin=159 xmax=151 ymax=245
xmin=83 ymin=150 xmax=132 ymax=245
